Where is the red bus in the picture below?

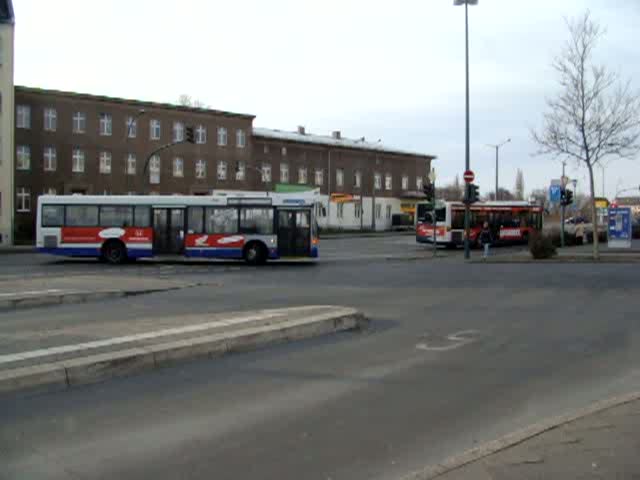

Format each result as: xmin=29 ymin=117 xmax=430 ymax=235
xmin=416 ymin=201 xmax=543 ymax=247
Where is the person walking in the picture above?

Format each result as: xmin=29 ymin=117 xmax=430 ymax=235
xmin=575 ymin=220 xmax=585 ymax=246
xmin=479 ymin=221 xmax=493 ymax=259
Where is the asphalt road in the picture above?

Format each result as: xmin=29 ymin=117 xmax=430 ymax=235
xmin=2 ymin=237 xmax=640 ymax=480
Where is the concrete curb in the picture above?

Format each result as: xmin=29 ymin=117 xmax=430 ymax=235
xmin=0 ymin=247 xmax=35 ymax=255
xmin=0 ymin=308 xmax=367 ymax=396
xmin=469 ymin=255 xmax=640 ymax=264
xmin=0 ymin=283 xmax=201 ymax=313
xmin=401 ymin=390 xmax=640 ymax=480
xmin=320 ymin=232 xmax=414 ymax=240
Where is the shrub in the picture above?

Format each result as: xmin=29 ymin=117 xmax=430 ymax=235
xmin=529 ymin=231 xmax=557 ymax=259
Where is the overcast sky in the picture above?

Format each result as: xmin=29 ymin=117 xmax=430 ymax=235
xmin=13 ymin=0 xmax=640 ymax=198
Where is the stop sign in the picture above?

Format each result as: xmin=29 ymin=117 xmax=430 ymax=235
xmin=463 ymin=170 xmax=475 ymax=183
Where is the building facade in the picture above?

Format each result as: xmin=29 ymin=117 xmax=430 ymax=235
xmin=11 ymin=88 xmax=434 ymax=242
xmin=0 ymin=0 xmax=14 ymax=245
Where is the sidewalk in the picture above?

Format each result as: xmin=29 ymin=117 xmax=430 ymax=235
xmin=418 ymin=394 xmax=640 ymax=479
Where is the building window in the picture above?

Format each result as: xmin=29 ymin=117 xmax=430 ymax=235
xmin=236 ymin=129 xmax=246 ymax=148
xmin=126 ymin=116 xmax=137 ymax=138
xmin=99 ymin=151 xmax=112 ymax=174
xmin=126 ymin=153 xmax=136 ymax=175
xmin=337 ymin=203 xmax=344 ymax=219
xmin=298 ymin=166 xmax=307 ymax=184
xmin=16 ymin=105 xmax=30 ymax=129
xmin=173 ymin=122 xmax=185 ymax=142
xmin=44 ymin=108 xmax=57 ymax=131
xmin=173 ymin=157 xmax=184 ymax=177
xmin=16 ymin=145 xmax=30 ymax=170
xmin=72 ymin=149 xmax=85 ymax=173
xmin=354 ymin=170 xmax=362 ymax=189
xmin=277 ymin=163 xmax=289 ymax=183
xmin=375 ymin=203 xmax=382 ymax=219
xmin=149 ymin=119 xmax=161 ymax=140
xmin=73 ymin=112 xmax=86 ymax=134
xmin=355 ymin=203 xmax=362 ymax=218
xmin=263 ymin=144 xmax=269 ymax=154
xmin=217 ymin=160 xmax=227 ymax=180
xmin=217 ymin=127 xmax=227 ymax=146
xmin=236 ymin=161 xmax=245 ymax=181
xmin=195 ymin=159 xmax=206 ymax=179
xmin=374 ymin=172 xmax=382 ymax=190
xmin=16 ymin=187 xmax=30 ymax=212
xmin=196 ymin=124 xmax=206 ymax=144
xmin=336 ymin=168 xmax=344 ymax=188
xmin=43 ymin=146 xmax=57 ymax=172
xmin=99 ymin=113 xmax=112 ymax=136
xmin=281 ymin=146 xmax=287 ymax=156
xmin=261 ymin=163 xmax=272 ymax=183
xmin=416 ymin=177 xmax=423 ymax=191
xmin=315 ymin=168 xmax=324 ymax=186
xmin=385 ymin=174 xmax=392 ymax=191
xmin=149 ymin=155 xmax=161 ymax=184
xmin=386 ymin=205 xmax=392 ymax=219
xmin=402 ymin=175 xmax=409 ymax=190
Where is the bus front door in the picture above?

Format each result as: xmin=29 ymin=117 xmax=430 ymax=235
xmin=277 ymin=210 xmax=311 ymax=257
xmin=153 ymin=208 xmax=185 ymax=254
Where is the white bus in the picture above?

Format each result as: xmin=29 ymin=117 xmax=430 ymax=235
xmin=36 ymin=192 xmax=319 ymax=264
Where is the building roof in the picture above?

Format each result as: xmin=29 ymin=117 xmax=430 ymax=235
xmin=253 ymin=127 xmax=436 ymax=159
xmin=15 ymin=86 xmax=255 ymax=120
xmin=0 ymin=0 xmax=14 ymax=24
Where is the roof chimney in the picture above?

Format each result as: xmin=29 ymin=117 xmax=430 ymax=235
xmin=297 ymin=125 xmax=306 ymax=135
xmin=332 ymin=130 xmax=341 ymax=139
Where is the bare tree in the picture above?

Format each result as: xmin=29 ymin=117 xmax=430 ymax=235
xmin=514 ymin=169 xmax=525 ymax=200
xmin=177 ymin=94 xmax=208 ymax=109
xmin=452 ymin=174 xmax=462 ymax=197
xmin=485 ymin=188 xmax=515 ymax=202
xmin=532 ymin=11 xmax=640 ymax=259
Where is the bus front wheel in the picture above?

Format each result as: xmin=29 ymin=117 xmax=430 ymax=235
xmin=102 ymin=240 xmax=127 ymax=265
xmin=243 ymin=242 xmax=267 ymax=265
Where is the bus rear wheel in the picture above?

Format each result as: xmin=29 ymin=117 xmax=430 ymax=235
xmin=102 ymin=240 xmax=127 ymax=265
xmin=243 ymin=242 xmax=267 ymax=265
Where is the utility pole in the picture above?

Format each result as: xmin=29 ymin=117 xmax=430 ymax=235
xmin=429 ymin=169 xmax=437 ymax=257
xmin=327 ymin=150 xmax=332 ymax=229
xmin=560 ymin=160 xmax=567 ymax=248
xmin=486 ymin=139 xmax=510 ymax=201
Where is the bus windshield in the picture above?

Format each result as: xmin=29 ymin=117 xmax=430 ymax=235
xmin=417 ymin=204 xmax=445 ymax=223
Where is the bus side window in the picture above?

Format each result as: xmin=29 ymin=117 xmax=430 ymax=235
xmin=134 ymin=206 xmax=151 ymax=228
xmin=188 ymin=207 xmax=204 ymax=234
xmin=100 ymin=206 xmax=133 ymax=227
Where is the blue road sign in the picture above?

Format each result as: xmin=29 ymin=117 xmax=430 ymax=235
xmin=549 ymin=185 xmax=562 ymax=203
xmin=608 ymin=207 xmax=632 ymax=249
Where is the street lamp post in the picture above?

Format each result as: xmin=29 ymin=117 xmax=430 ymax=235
xmin=455 ymin=0 xmax=478 ymax=260
xmin=485 ymin=138 xmax=510 ymax=200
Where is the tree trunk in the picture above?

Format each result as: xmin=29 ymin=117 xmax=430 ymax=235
xmin=587 ymin=163 xmax=600 ymax=260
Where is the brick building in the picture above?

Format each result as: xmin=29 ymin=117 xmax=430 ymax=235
xmin=11 ymin=86 xmax=435 ymax=243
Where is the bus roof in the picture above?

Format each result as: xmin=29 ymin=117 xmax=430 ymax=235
xmin=37 ymin=192 xmax=319 ymax=208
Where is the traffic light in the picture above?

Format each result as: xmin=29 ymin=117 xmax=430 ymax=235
xmin=465 ymin=183 xmax=479 ymax=204
xmin=423 ymin=183 xmax=434 ymax=202
xmin=185 ymin=126 xmax=195 ymax=144
xmin=561 ymin=188 xmax=574 ymax=206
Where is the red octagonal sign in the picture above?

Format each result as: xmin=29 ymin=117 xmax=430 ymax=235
xmin=463 ymin=170 xmax=475 ymax=183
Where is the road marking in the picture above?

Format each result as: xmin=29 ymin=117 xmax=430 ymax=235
xmin=416 ymin=329 xmax=480 ymax=351
xmin=0 ymin=311 xmax=286 ymax=365
xmin=0 ymin=289 xmax=66 ymax=298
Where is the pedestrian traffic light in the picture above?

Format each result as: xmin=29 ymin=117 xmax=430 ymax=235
xmin=465 ymin=183 xmax=479 ymax=204
xmin=423 ymin=183 xmax=434 ymax=202
xmin=185 ymin=126 xmax=195 ymax=144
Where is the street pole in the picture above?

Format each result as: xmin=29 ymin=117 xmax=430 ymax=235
xmin=463 ymin=0 xmax=471 ymax=259
xmin=495 ymin=145 xmax=498 ymax=201
xmin=560 ymin=160 xmax=566 ymax=248
xmin=429 ymin=169 xmax=437 ymax=258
